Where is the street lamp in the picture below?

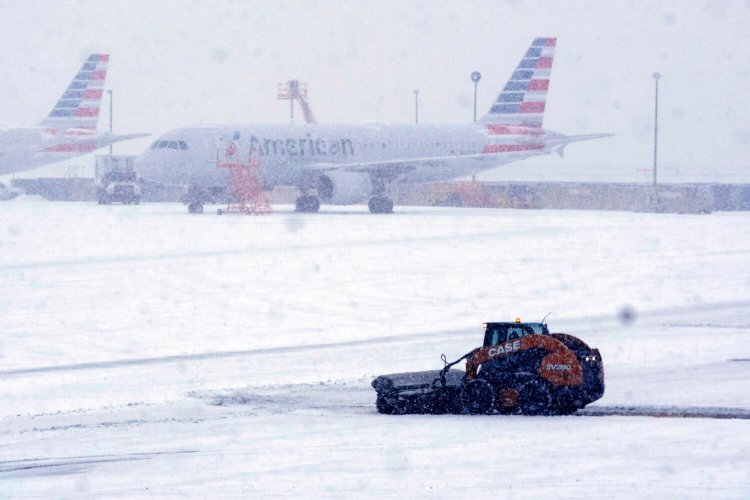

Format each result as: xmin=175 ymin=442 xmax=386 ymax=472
xmin=107 ymin=89 xmax=113 ymax=155
xmin=471 ymin=71 xmax=481 ymax=122
xmin=413 ymin=89 xmax=419 ymax=124
xmin=652 ymin=72 xmax=660 ymax=188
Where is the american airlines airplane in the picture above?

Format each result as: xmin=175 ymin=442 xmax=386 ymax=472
xmin=135 ymin=38 xmax=610 ymax=214
xmin=0 ymin=54 xmax=147 ymax=176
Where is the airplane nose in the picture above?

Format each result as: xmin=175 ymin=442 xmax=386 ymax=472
xmin=134 ymin=151 xmax=155 ymax=174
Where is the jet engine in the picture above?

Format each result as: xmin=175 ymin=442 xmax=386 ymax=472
xmin=316 ymin=172 xmax=372 ymax=205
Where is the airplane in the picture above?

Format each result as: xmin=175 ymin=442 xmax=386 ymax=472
xmin=0 ymin=54 xmax=148 ymax=176
xmin=134 ymin=38 xmax=611 ymax=214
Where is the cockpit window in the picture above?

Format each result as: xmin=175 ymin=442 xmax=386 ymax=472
xmin=150 ymin=140 xmax=188 ymax=150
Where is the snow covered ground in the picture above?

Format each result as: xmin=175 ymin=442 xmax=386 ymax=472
xmin=1 ymin=200 xmax=749 ymax=497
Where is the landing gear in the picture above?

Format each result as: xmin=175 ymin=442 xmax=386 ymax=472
xmin=295 ymin=195 xmax=320 ymax=213
xmin=368 ymin=175 xmax=394 ymax=214
xmin=184 ymin=185 xmax=211 ymax=214
xmin=368 ymin=196 xmax=393 ymax=214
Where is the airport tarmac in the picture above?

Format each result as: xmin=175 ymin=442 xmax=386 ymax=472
xmin=1 ymin=200 xmax=749 ymax=497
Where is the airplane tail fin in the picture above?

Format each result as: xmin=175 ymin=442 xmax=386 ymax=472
xmin=479 ymin=38 xmax=556 ymax=128
xmin=37 ymin=54 xmax=109 ymax=135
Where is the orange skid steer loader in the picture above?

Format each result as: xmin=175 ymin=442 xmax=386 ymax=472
xmin=372 ymin=320 xmax=604 ymax=415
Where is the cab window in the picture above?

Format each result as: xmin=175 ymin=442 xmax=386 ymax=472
xmin=527 ymin=323 xmax=546 ymax=334
xmin=506 ymin=326 xmax=526 ymax=340
xmin=489 ymin=329 xmax=504 ymax=345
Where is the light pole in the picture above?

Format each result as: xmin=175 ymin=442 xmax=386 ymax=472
xmin=652 ymin=72 xmax=660 ymax=188
xmin=471 ymin=71 xmax=481 ymax=122
xmin=107 ymin=89 xmax=113 ymax=155
xmin=413 ymin=90 xmax=419 ymax=124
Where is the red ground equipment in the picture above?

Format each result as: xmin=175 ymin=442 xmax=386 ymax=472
xmin=217 ymin=152 xmax=272 ymax=215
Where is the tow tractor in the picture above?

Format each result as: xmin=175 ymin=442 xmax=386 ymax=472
xmin=371 ymin=320 xmax=604 ymax=415
xmin=95 ymin=155 xmax=142 ymax=205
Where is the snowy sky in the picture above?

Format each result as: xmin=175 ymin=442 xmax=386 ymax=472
xmin=1 ymin=0 xmax=749 ymax=181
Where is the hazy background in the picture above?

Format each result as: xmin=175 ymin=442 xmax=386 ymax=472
xmin=1 ymin=0 xmax=748 ymax=183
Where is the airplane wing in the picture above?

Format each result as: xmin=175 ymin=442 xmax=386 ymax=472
xmin=92 ymin=133 xmax=150 ymax=148
xmin=306 ymin=152 xmax=491 ymax=175
xmin=304 ymin=133 xmax=613 ymax=175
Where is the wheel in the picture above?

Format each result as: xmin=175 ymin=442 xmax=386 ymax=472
xmin=368 ymin=196 xmax=394 ymax=214
xmin=187 ymin=201 xmax=203 ymax=214
xmin=518 ymin=379 xmax=553 ymax=415
xmin=494 ymin=387 xmax=520 ymax=414
xmin=461 ymin=379 xmax=496 ymax=415
xmin=295 ymin=195 xmax=320 ymax=213
xmin=307 ymin=196 xmax=320 ymax=212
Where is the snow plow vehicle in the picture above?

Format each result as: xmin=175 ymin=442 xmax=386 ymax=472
xmin=372 ymin=320 xmax=604 ymax=415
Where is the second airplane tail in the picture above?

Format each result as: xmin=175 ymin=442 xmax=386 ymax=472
xmin=479 ymin=38 xmax=556 ymax=129
xmin=38 ymin=54 xmax=109 ymax=136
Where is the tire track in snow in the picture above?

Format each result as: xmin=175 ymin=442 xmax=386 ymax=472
xmin=0 ymin=451 xmax=197 ymax=475
xmin=579 ymin=405 xmax=750 ymax=420
xmin=0 ymin=327 xmax=476 ymax=378
xmin=1 ymin=226 xmax=543 ymax=272
xmin=3 ymin=300 xmax=749 ymax=378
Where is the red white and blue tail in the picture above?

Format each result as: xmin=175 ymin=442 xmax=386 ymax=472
xmin=38 ymin=54 xmax=109 ymax=136
xmin=479 ymin=38 xmax=556 ymax=129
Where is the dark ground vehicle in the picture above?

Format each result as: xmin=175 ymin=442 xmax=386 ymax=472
xmin=372 ymin=321 xmax=604 ymax=415
xmin=96 ymin=169 xmax=142 ymax=204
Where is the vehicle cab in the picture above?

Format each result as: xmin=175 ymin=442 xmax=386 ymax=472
xmin=482 ymin=321 xmax=550 ymax=347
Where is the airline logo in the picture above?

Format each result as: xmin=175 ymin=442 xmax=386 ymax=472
xmin=42 ymin=54 xmax=109 ymax=134
xmin=484 ymin=37 xmax=556 ymax=128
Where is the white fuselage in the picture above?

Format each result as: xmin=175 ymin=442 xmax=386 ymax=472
xmin=135 ymin=123 xmax=563 ymax=200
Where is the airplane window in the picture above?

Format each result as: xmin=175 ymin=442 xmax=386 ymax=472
xmin=167 ymin=141 xmax=179 ymax=149
xmin=157 ymin=141 xmax=169 ymax=148
xmin=178 ymin=141 xmax=188 ymax=150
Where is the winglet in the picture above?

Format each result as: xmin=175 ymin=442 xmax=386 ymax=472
xmin=553 ymin=133 xmax=613 ymax=157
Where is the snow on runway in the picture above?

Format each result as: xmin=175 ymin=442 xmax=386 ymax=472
xmin=1 ymin=201 xmax=749 ymax=497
